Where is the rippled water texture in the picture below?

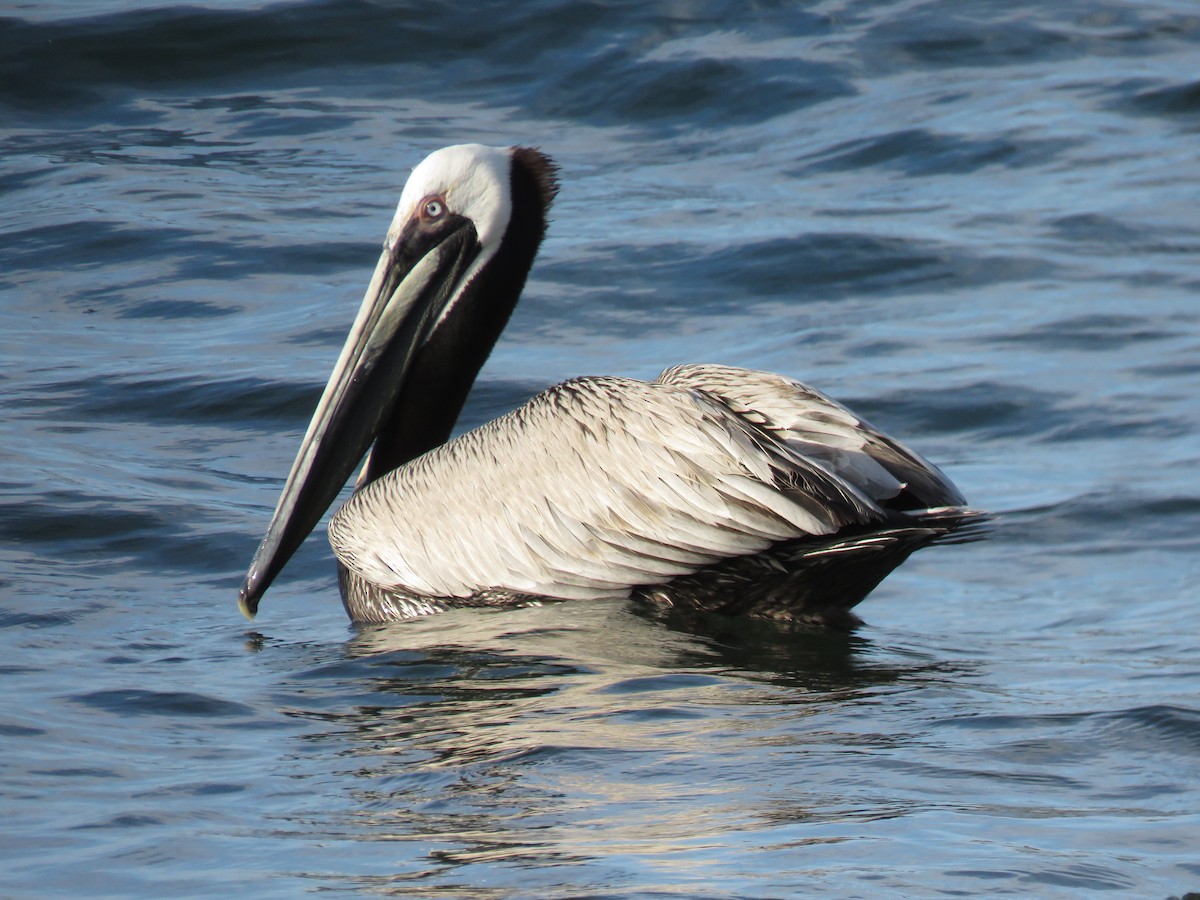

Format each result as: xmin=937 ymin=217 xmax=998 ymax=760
xmin=3 ymin=1 xmax=1200 ymax=896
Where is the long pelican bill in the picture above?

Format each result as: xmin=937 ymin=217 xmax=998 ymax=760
xmin=238 ymin=216 xmax=480 ymax=619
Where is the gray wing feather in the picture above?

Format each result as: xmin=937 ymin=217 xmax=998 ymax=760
xmin=329 ymin=374 xmax=887 ymax=601
xmin=659 ymin=364 xmax=966 ymax=508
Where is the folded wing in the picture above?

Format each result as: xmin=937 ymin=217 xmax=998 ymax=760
xmin=329 ymin=372 xmax=901 ymax=601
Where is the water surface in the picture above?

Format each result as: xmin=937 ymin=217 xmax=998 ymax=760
xmin=2 ymin=1 xmax=1199 ymax=896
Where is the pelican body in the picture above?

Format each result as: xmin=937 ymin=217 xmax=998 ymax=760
xmin=239 ymin=144 xmax=983 ymax=626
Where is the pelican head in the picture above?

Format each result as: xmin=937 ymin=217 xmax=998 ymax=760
xmin=239 ymin=144 xmax=559 ymax=617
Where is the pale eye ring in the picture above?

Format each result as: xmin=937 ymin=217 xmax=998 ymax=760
xmin=420 ymin=196 xmax=447 ymax=222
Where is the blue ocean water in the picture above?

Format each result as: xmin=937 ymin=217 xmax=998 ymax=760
xmin=2 ymin=1 xmax=1199 ymax=896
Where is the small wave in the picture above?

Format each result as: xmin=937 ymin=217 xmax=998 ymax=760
xmin=542 ymin=234 xmax=1054 ymax=335
xmin=1122 ymin=79 xmax=1200 ymax=120
xmin=11 ymin=373 xmax=320 ymax=430
xmin=2 ymin=1 xmax=423 ymax=113
xmin=0 ymin=215 xmax=366 ymax=304
xmin=942 ymin=704 xmax=1200 ymax=757
xmin=1101 ymin=704 xmax=1200 ymax=756
xmin=858 ymin=377 xmax=1192 ymax=446
xmin=532 ymin=52 xmax=853 ymax=131
xmin=0 ymin=607 xmax=82 ymax=629
xmin=800 ymin=128 xmax=1078 ymax=177
xmin=1000 ymin=491 xmax=1200 ymax=551
xmin=854 ymin=381 xmax=1064 ymax=440
xmin=0 ymin=489 xmax=252 ymax=576
xmin=872 ymin=14 xmax=1074 ymax=70
xmin=71 ymin=688 xmax=254 ymax=718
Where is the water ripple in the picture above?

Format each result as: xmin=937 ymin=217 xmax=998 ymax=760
xmin=3 ymin=0 xmax=1199 ymax=896
xmin=803 ymin=128 xmax=1079 ymax=176
xmin=71 ymin=688 xmax=254 ymax=719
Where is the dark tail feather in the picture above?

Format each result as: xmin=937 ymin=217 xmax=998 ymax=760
xmin=906 ymin=506 xmax=993 ymax=545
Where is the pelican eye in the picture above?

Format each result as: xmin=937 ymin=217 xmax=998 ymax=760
xmin=419 ymin=196 xmax=448 ymax=222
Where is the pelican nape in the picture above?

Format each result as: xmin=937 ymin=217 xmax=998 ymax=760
xmin=238 ymin=144 xmax=984 ymax=626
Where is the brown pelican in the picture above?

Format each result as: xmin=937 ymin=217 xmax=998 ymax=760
xmin=238 ymin=144 xmax=984 ymax=626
